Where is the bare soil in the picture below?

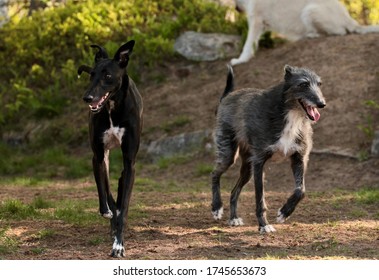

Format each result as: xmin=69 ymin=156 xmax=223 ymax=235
xmin=1 ymin=33 xmax=379 ymax=260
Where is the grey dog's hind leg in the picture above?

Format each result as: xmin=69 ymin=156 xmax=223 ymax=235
xmin=211 ymin=130 xmax=238 ymax=220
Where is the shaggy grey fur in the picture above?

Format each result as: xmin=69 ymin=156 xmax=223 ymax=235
xmin=211 ymin=65 xmax=326 ymax=233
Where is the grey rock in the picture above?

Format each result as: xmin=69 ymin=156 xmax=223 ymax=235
xmin=147 ymin=129 xmax=213 ymax=160
xmin=174 ymin=31 xmax=241 ymax=62
xmin=371 ymin=131 xmax=379 ymax=157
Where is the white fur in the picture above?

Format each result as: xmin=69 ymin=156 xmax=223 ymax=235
xmin=260 ymin=224 xmax=276 ymax=234
xmin=212 ymin=207 xmax=224 ymax=220
xmin=112 ymin=238 xmax=125 ymax=256
xmin=232 ymin=0 xmax=379 ymax=65
xmin=276 ymin=210 xmax=286 ymax=223
xmin=103 ymin=127 xmax=125 ymax=150
xmin=229 ymin=217 xmax=244 ymax=226
xmin=102 ymin=210 xmax=113 ymax=219
xmin=270 ymin=111 xmax=304 ymax=157
xmin=103 ymin=104 xmax=125 ymax=150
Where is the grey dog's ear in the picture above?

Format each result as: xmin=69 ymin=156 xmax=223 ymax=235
xmin=284 ymin=65 xmax=295 ymax=81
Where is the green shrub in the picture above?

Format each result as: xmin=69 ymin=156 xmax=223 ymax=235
xmin=341 ymin=0 xmax=379 ymax=25
xmin=0 ymin=0 xmax=244 ymax=126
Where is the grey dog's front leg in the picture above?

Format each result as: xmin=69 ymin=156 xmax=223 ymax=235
xmin=277 ymin=152 xmax=306 ymax=223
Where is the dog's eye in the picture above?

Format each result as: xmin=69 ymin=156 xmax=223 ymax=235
xmin=299 ymin=82 xmax=309 ymax=88
xmin=317 ymin=82 xmax=322 ymax=87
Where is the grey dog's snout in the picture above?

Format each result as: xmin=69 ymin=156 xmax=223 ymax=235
xmin=317 ymin=102 xmax=326 ymax=108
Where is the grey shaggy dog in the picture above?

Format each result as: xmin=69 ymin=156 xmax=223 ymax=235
xmin=211 ymin=65 xmax=326 ymax=233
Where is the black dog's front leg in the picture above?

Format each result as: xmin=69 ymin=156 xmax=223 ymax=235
xmin=277 ymin=152 xmax=306 ymax=223
xmin=110 ymin=131 xmax=139 ymax=258
xmin=92 ymin=151 xmax=115 ymax=219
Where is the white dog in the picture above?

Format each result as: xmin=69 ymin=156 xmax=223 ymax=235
xmin=231 ymin=0 xmax=379 ymax=65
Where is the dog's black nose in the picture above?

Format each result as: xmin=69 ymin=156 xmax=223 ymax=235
xmin=83 ymin=95 xmax=94 ymax=103
xmin=318 ymin=102 xmax=326 ymax=108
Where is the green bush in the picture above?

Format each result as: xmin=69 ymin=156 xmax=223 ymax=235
xmin=0 ymin=0 xmax=244 ymax=126
xmin=341 ymin=0 xmax=379 ymax=25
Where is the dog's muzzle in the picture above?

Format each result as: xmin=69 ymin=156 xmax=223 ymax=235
xmin=83 ymin=92 xmax=110 ymax=113
xmin=299 ymin=100 xmax=326 ymax=122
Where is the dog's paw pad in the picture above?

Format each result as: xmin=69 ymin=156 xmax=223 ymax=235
xmin=212 ymin=207 xmax=224 ymax=220
xmin=102 ymin=210 xmax=113 ymax=219
xmin=259 ymin=225 xmax=276 ymax=234
xmin=229 ymin=218 xmax=244 ymax=226
xmin=276 ymin=210 xmax=287 ymax=223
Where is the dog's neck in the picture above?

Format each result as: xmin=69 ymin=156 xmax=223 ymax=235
xmin=109 ymin=74 xmax=130 ymax=107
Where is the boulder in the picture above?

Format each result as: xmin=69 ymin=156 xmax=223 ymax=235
xmin=146 ymin=129 xmax=213 ymax=160
xmin=174 ymin=31 xmax=241 ymax=62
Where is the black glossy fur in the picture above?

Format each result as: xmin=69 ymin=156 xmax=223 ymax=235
xmin=78 ymin=41 xmax=143 ymax=257
xmin=211 ymin=65 xmax=326 ymax=233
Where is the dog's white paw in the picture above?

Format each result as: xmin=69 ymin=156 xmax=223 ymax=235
xmin=229 ymin=217 xmax=244 ymax=226
xmin=276 ymin=210 xmax=287 ymax=223
xmin=212 ymin=207 xmax=224 ymax=220
xmin=102 ymin=210 xmax=113 ymax=219
xmin=259 ymin=225 xmax=276 ymax=234
xmin=230 ymin=58 xmax=243 ymax=66
xmin=230 ymin=54 xmax=253 ymax=66
xmin=111 ymin=239 xmax=125 ymax=258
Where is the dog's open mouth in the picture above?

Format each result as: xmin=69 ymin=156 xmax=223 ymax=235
xmin=89 ymin=92 xmax=110 ymax=113
xmin=299 ymin=100 xmax=320 ymax=122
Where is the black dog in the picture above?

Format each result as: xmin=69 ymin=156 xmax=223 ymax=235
xmin=78 ymin=40 xmax=143 ymax=257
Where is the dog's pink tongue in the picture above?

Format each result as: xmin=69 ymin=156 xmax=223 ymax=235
xmin=306 ymin=106 xmax=320 ymax=122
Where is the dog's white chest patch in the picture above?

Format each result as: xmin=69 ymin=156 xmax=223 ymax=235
xmin=103 ymin=126 xmax=125 ymax=150
xmin=271 ymin=111 xmax=304 ymax=157
xmin=103 ymin=103 xmax=125 ymax=150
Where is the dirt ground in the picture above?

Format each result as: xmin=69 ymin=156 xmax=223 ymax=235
xmin=1 ymin=33 xmax=379 ymax=259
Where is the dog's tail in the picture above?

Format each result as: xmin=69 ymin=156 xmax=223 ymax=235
xmin=220 ymin=64 xmax=234 ymax=102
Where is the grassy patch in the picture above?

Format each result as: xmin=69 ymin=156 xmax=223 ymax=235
xmin=88 ymin=236 xmax=106 ymax=246
xmin=35 ymin=229 xmax=56 ymax=240
xmin=29 ymin=247 xmax=46 ymax=255
xmin=0 ymin=199 xmax=38 ymax=220
xmin=161 ymin=115 xmax=191 ymax=133
xmin=0 ymin=145 xmax=91 ymax=179
xmin=354 ymin=187 xmax=379 ymax=205
xmin=349 ymin=209 xmax=368 ymax=218
xmin=54 ymin=207 xmax=100 ymax=226
xmin=31 ymin=197 xmax=53 ymax=210
xmin=195 ymin=163 xmax=213 ymax=177
xmin=134 ymin=177 xmax=164 ymax=192
xmin=157 ymin=154 xmax=193 ymax=169
xmin=0 ymin=227 xmax=19 ymax=256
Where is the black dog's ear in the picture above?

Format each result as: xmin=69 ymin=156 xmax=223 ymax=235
xmin=114 ymin=40 xmax=135 ymax=68
xmin=77 ymin=65 xmax=92 ymax=77
xmin=90 ymin=44 xmax=109 ymax=63
xmin=284 ymin=64 xmax=295 ymax=81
